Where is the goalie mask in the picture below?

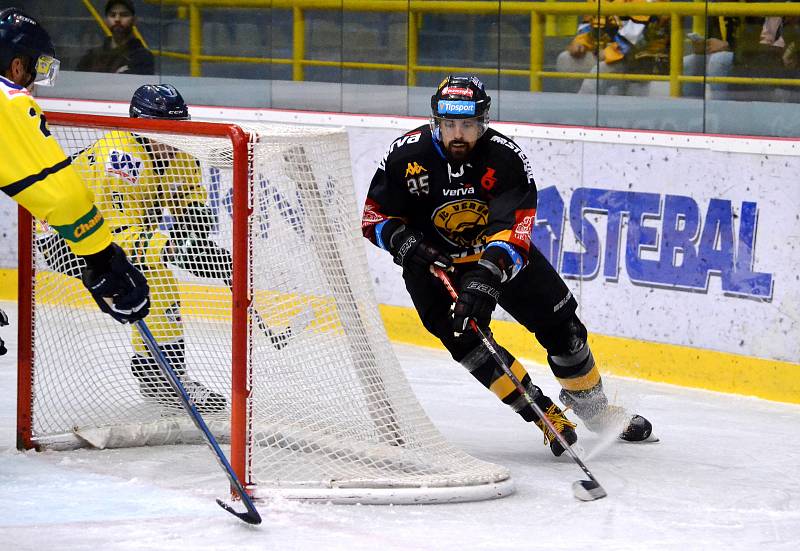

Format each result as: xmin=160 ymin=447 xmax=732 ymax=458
xmin=0 ymin=8 xmax=59 ymax=87
xmin=129 ymin=84 xmax=191 ymax=120
xmin=430 ymin=75 xmax=491 ymax=139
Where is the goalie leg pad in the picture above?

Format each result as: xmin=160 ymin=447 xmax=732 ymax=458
xmin=131 ymin=338 xmax=227 ymax=414
xmin=132 ymin=338 xmax=187 ymax=381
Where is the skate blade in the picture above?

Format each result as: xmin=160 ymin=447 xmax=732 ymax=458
xmin=619 ymin=433 xmax=660 ymax=443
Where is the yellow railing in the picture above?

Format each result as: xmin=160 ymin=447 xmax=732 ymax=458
xmin=144 ymin=1 xmax=800 ymax=97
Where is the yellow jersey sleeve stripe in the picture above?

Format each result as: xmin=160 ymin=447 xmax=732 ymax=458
xmin=50 ymin=205 xmax=106 ymax=245
xmin=1 ymin=156 xmax=72 ymax=197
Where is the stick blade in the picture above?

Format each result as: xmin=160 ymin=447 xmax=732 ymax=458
xmin=572 ymin=480 xmax=607 ymax=501
xmin=216 ymin=498 xmax=263 ymax=525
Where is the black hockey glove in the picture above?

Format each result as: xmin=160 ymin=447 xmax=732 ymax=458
xmin=0 ymin=307 xmax=7 ymax=356
xmin=81 ymin=243 xmax=151 ymax=324
xmin=171 ymin=202 xmax=215 ymax=242
xmin=453 ymin=266 xmax=501 ymax=336
xmin=386 ymin=223 xmax=452 ymax=273
xmin=168 ymin=234 xmax=233 ymax=282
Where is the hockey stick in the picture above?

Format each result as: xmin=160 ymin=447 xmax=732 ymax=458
xmin=253 ymin=306 xmax=314 ymax=350
xmin=432 ymin=267 xmax=607 ymax=502
xmin=134 ymin=320 xmax=262 ymax=524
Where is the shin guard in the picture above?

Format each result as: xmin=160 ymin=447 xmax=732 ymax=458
xmin=539 ymin=316 xmax=607 ymax=421
xmin=459 ymin=340 xmax=539 ymax=422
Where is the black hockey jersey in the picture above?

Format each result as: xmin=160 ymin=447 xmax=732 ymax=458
xmin=362 ymin=124 xmax=537 ymax=264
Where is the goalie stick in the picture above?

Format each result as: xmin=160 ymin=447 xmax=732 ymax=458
xmin=253 ymin=306 xmax=314 ymax=350
xmin=433 ymin=267 xmax=607 ymax=502
xmin=134 ymin=320 xmax=263 ymax=524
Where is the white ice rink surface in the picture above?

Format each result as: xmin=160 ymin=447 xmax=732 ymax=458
xmin=1 ymin=300 xmax=798 ymax=551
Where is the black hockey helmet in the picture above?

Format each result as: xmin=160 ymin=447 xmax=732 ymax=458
xmin=430 ymin=75 xmax=491 ymax=120
xmin=430 ymin=75 xmax=491 ymax=139
xmin=129 ymin=84 xmax=190 ymax=120
xmin=0 ymin=8 xmax=59 ymax=87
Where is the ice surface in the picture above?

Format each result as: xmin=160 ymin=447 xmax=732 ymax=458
xmin=1 ymin=300 xmax=798 ymax=550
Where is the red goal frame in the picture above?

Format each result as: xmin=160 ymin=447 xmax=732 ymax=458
xmin=16 ymin=113 xmax=254 ymax=487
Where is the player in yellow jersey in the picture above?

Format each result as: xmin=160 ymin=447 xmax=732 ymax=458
xmin=0 ymin=8 xmax=149 ymax=326
xmin=39 ymin=84 xmax=232 ymax=414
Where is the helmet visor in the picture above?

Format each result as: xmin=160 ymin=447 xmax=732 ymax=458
xmin=432 ymin=115 xmax=488 ymax=141
xmin=136 ymin=111 xmax=191 ymax=121
xmin=33 ymin=55 xmax=59 ymax=86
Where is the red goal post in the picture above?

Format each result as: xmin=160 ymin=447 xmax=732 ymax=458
xmin=17 ymin=113 xmax=254 ymax=484
xmin=16 ymin=112 xmax=514 ymax=504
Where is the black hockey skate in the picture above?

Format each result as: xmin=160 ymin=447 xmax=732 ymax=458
xmin=140 ymin=378 xmax=228 ymax=415
xmin=584 ymin=405 xmax=656 ymax=442
xmin=531 ymin=391 xmax=578 ymax=457
xmin=619 ymin=413 xmax=654 ymax=442
xmin=560 ymin=388 xmax=657 ymax=443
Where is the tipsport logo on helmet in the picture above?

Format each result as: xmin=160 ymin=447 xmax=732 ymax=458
xmin=437 ymin=100 xmax=476 ymax=116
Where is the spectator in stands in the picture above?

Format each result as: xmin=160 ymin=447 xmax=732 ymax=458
xmin=554 ymin=0 xmax=670 ymax=96
xmin=725 ymin=15 xmax=800 ymax=102
xmin=682 ymin=15 xmax=736 ymax=99
xmin=759 ymin=16 xmax=800 ymax=102
xmin=76 ymin=0 xmax=153 ymax=75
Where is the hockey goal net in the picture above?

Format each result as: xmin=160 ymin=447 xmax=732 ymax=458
xmin=16 ymin=113 xmax=512 ymax=504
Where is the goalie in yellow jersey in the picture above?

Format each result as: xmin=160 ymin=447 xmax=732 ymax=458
xmin=38 ymin=84 xmax=231 ymax=414
xmin=1 ymin=8 xmax=150 ymax=325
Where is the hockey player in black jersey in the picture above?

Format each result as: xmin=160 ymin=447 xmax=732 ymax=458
xmin=362 ymin=75 xmax=653 ymax=456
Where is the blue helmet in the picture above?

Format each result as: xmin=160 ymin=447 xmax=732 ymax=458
xmin=129 ymin=84 xmax=190 ymax=120
xmin=0 ymin=8 xmax=59 ymax=86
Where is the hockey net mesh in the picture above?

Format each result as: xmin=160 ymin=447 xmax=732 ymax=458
xmin=24 ymin=118 xmax=511 ymax=500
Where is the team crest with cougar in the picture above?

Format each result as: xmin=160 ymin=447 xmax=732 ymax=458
xmin=432 ymin=199 xmax=489 ymax=247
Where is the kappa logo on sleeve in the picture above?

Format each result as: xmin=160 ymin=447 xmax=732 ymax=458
xmin=405 ymin=162 xmax=427 ymax=177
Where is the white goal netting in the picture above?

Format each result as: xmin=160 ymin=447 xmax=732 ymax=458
xmin=20 ymin=116 xmax=512 ymax=504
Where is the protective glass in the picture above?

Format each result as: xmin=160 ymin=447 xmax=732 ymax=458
xmin=33 ymin=54 xmax=60 ymax=86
